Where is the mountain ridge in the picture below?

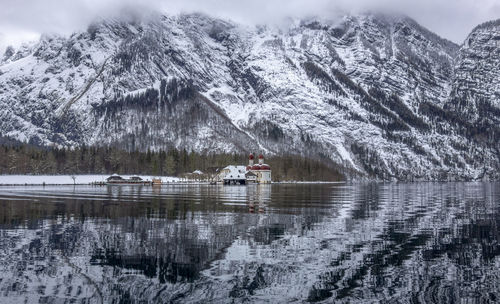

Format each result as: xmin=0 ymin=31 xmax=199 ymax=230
xmin=0 ymin=12 xmax=499 ymax=181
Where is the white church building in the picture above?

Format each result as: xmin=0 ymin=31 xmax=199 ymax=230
xmin=246 ymin=154 xmax=272 ymax=184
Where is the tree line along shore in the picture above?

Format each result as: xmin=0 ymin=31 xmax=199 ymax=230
xmin=0 ymin=142 xmax=345 ymax=182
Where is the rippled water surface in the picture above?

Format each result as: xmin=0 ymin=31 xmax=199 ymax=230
xmin=0 ymin=183 xmax=498 ymax=303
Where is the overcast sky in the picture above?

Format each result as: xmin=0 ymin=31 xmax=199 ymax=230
xmin=1 ymin=0 xmax=499 ymax=53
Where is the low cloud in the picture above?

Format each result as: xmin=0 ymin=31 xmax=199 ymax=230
xmin=1 ymin=0 xmax=499 ymax=53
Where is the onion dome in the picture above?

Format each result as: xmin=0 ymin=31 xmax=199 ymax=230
xmin=258 ymin=154 xmax=264 ymax=159
xmin=249 ymin=154 xmax=254 ymax=160
xmin=246 ymin=165 xmax=252 ymax=170
xmin=251 ymin=164 xmax=261 ymax=170
xmin=260 ymin=164 xmax=271 ymax=170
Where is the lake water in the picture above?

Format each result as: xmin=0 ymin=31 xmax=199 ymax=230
xmin=0 ymin=183 xmax=498 ymax=303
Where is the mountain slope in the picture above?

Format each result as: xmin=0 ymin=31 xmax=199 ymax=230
xmin=446 ymin=19 xmax=500 ymax=150
xmin=0 ymin=13 xmax=498 ymax=180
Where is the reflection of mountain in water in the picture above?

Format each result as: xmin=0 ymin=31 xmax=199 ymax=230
xmin=0 ymin=183 xmax=498 ymax=303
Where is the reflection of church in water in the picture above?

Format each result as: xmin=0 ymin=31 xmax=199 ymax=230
xmin=246 ymin=183 xmax=271 ymax=213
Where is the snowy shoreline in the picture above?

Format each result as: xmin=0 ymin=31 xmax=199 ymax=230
xmin=0 ymin=175 xmax=181 ymax=186
xmin=0 ymin=175 xmax=346 ymax=186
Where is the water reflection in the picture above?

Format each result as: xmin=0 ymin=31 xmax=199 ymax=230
xmin=0 ymin=183 xmax=498 ymax=303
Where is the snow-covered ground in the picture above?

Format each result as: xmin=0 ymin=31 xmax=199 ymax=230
xmin=0 ymin=175 xmax=345 ymax=185
xmin=0 ymin=175 xmax=181 ymax=185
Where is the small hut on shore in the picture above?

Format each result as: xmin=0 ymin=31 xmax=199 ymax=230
xmin=106 ymin=174 xmax=124 ymax=183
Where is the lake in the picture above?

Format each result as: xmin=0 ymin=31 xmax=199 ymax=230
xmin=0 ymin=183 xmax=498 ymax=303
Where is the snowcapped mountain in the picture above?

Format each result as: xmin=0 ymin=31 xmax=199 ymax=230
xmin=0 ymin=12 xmax=498 ymax=180
xmin=446 ymin=20 xmax=500 ymax=138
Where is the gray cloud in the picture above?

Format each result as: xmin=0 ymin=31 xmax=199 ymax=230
xmin=0 ymin=0 xmax=499 ymax=53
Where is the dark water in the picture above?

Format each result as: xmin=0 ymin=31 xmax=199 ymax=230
xmin=0 ymin=183 xmax=498 ymax=303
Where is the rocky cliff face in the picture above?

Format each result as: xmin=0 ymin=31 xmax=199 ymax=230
xmin=0 ymin=13 xmax=498 ymax=180
xmin=446 ymin=20 xmax=500 ymax=148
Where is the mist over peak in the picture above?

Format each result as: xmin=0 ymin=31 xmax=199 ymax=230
xmin=1 ymin=0 xmax=499 ymax=53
